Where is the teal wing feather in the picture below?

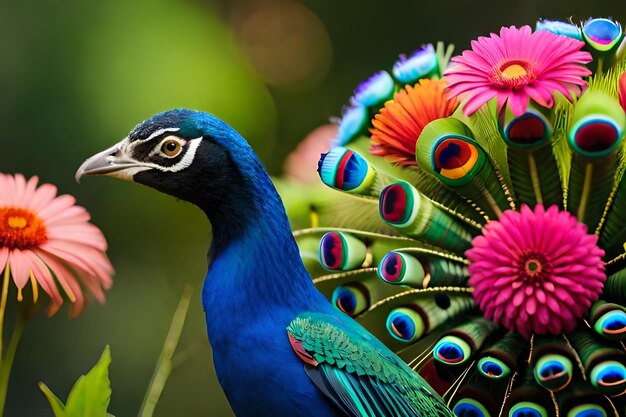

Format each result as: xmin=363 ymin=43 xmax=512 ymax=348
xmin=287 ymin=312 xmax=453 ymax=417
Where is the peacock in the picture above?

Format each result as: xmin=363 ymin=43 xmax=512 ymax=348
xmin=288 ymin=17 xmax=626 ymax=417
xmin=75 ymin=111 xmax=453 ymax=416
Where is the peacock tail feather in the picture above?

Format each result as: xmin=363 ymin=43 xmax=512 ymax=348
xmin=288 ymin=17 xmax=626 ymax=417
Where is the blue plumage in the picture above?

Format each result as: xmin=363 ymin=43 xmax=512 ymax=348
xmin=76 ymin=109 xmax=452 ymax=417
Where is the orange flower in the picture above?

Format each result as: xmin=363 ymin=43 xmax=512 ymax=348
xmin=369 ymin=78 xmax=458 ymax=166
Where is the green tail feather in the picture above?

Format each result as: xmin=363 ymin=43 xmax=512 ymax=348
xmin=555 ymin=375 xmax=617 ymax=417
xmin=313 ymin=268 xmax=406 ymax=314
xmin=377 ymin=250 xmax=468 ymax=289
xmin=349 ymin=136 xmax=486 ymax=224
xmin=357 ymin=290 xmax=475 ymax=352
xmin=461 ymin=102 xmax=514 ymax=191
xmin=495 ymin=101 xmax=564 ymax=209
xmin=603 ymin=267 xmax=626 ymax=304
xmin=314 ymin=195 xmax=400 ymax=235
xmin=506 ymin=147 xmax=564 ymax=209
xmin=433 ymin=317 xmax=498 ymax=367
xmin=567 ymin=154 xmax=619 ymax=230
xmin=476 ymin=332 xmax=525 ymax=381
xmin=598 ymin=170 xmax=626 ymax=258
xmin=378 ymin=181 xmax=475 ymax=254
xmin=568 ymin=329 xmax=626 ymax=397
xmin=565 ymin=91 xmax=626 ymax=230
xmin=416 ymin=117 xmax=513 ymax=219
xmin=531 ymin=335 xmax=577 ymax=392
xmin=450 ymin=381 xmax=508 ymax=417
xmin=589 ymin=300 xmax=626 ymax=342
xmin=504 ymin=369 xmax=555 ymax=417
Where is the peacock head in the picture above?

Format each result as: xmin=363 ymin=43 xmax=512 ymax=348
xmin=76 ymin=109 xmax=258 ymax=214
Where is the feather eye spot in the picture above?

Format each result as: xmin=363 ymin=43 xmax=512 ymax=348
xmin=318 ymin=147 xmax=372 ymax=192
xmin=572 ymin=120 xmax=620 ymax=155
xmin=378 ymin=251 xmax=428 ymax=287
xmin=378 ymin=252 xmax=403 ymax=282
xmin=533 ymin=354 xmax=573 ymax=391
xmin=319 ymin=231 xmax=367 ymax=271
xmin=593 ymin=309 xmax=626 ymax=340
xmin=320 ymin=232 xmax=343 ymax=270
xmin=582 ymin=18 xmax=624 ymax=52
xmin=379 ymin=182 xmax=418 ymax=226
xmin=499 ymin=108 xmax=552 ymax=147
xmin=508 ymin=402 xmax=548 ymax=417
xmin=433 ymin=336 xmax=471 ymax=365
xmin=386 ymin=307 xmax=424 ymax=343
xmin=433 ymin=138 xmax=480 ymax=181
xmin=566 ymin=404 xmax=607 ymax=417
xmin=507 ymin=115 xmax=547 ymax=143
xmin=331 ymin=284 xmax=369 ymax=317
xmin=380 ymin=184 xmax=408 ymax=223
xmin=589 ymin=360 xmax=626 ymax=396
xmin=477 ymin=356 xmax=511 ymax=379
xmin=452 ymin=399 xmax=491 ymax=417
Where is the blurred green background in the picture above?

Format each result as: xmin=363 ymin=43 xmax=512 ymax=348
xmin=1 ymin=0 xmax=624 ymax=415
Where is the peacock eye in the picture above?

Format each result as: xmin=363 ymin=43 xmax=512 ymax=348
xmin=160 ymin=138 xmax=182 ymax=157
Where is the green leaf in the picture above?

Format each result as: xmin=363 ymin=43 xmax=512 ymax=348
xmin=64 ymin=345 xmax=112 ymax=417
xmin=38 ymin=382 xmax=66 ymax=417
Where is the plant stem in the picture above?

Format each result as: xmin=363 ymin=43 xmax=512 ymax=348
xmin=0 ymin=265 xmax=10 ymax=359
xmin=138 ymin=285 xmax=193 ymax=417
xmin=577 ymin=162 xmax=594 ymax=223
xmin=0 ymin=312 xmax=25 ymax=416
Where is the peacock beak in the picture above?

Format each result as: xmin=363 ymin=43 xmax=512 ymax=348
xmin=75 ymin=138 xmax=146 ymax=183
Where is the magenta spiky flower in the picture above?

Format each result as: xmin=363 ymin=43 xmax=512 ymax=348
xmin=444 ymin=25 xmax=592 ymax=116
xmin=466 ymin=205 xmax=605 ymax=338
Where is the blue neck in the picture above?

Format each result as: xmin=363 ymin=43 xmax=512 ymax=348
xmin=200 ymin=154 xmax=323 ymax=344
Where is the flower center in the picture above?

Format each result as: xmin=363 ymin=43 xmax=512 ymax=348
xmin=0 ymin=207 xmax=48 ymax=250
xmin=502 ymin=63 xmax=527 ymax=79
xmin=522 ymin=256 xmax=546 ymax=279
xmin=492 ymin=60 xmax=536 ymax=88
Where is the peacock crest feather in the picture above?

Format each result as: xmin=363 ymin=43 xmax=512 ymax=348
xmin=293 ymin=17 xmax=626 ymax=417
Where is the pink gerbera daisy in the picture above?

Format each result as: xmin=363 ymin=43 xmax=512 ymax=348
xmin=0 ymin=174 xmax=113 ymax=316
xmin=466 ymin=204 xmax=605 ymax=338
xmin=445 ymin=25 xmax=592 ymax=116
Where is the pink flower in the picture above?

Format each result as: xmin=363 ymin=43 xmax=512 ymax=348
xmin=445 ymin=25 xmax=592 ymax=116
xmin=284 ymin=124 xmax=337 ymax=184
xmin=0 ymin=174 xmax=113 ymax=316
xmin=466 ymin=205 xmax=605 ymax=338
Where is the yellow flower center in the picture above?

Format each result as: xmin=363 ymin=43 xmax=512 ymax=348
xmin=501 ymin=63 xmax=527 ymax=80
xmin=491 ymin=60 xmax=536 ymax=89
xmin=0 ymin=207 xmax=48 ymax=250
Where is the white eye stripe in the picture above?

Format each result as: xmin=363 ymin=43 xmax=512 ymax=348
xmin=134 ymin=127 xmax=181 ymax=143
xmin=168 ymin=137 xmax=202 ymax=171
xmin=106 ymin=134 xmax=201 ymax=180
xmin=135 ymin=137 xmax=202 ymax=173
